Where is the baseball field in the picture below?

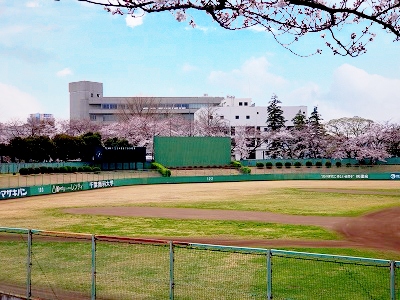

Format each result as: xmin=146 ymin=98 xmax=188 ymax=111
xmin=1 ymin=179 xmax=400 ymax=299
xmin=1 ymin=179 xmax=399 ymax=257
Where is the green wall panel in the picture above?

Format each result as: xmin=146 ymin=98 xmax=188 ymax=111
xmin=154 ymin=137 xmax=231 ymax=168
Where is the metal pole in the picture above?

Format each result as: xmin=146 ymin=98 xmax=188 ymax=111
xmin=390 ymin=260 xmax=395 ymax=300
xmin=267 ymin=249 xmax=272 ymax=300
xmin=91 ymin=235 xmax=97 ymax=300
xmin=169 ymin=241 xmax=174 ymax=300
xmin=26 ymin=230 xmax=32 ymax=300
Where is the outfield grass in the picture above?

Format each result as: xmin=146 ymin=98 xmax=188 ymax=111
xmin=126 ymin=187 xmax=400 ymax=216
xmin=0 ymin=239 xmax=397 ymax=300
xmin=0 ymin=181 xmax=399 ymax=239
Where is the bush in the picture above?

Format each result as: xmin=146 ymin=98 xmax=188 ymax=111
xmin=47 ymin=166 xmax=54 ymax=173
xmin=346 ymin=163 xmax=352 ymax=167
xmin=240 ymin=166 xmax=251 ymax=174
xmin=71 ymin=167 xmax=78 ymax=172
xmin=32 ymin=167 xmax=41 ymax=174
xmin=305 ymin=161 xmax=313 ymax=168
xmin=230 ymin=161 xmax=241 ymax=168
xmin=284 ymin=162 xmax=292 ymax=168
xmin=83 ymin=166 xmax=93 ymax=172
xmin=59 ymin=166 xmax=68 ymax=173
xmin=151 ymin=162 xmax=172 ymax=177
xmin=77 ymin=167 xmax=84 ymax=172
xmin=265 ymin=162 xmax=273 ymax=169
xmin=315 ymin=161 xmax=323 ymax=168
xmin=27 ymin=168 xmax=35 ymax=175
xmin=275 ymin=162 xmax=283 ymax=169
xmin=92 ymin=167 xmax=101 ymax=172
xmin=335 ymin=161 xmax=342 ymax=168
xmin=19 ymin=168 xmax=29 ymax=175
xmin=65 ymin=166 xmax=72 ymax=173
xmin=39 ymin=166 xmax=48 ymax=174
xmin=325 ymin=161 xmax=332 ymax=168
xmin=294 ymin=162 xmax=302 ymax=168
xmin=256 ymin=162 xmax=264 ymax=168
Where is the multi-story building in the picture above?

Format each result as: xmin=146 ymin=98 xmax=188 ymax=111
xmin=69 ymin=81 xmax=224 ymax=123
xmin=195 ymin=97 xmax=308 ymax=159
xmin=196 ymin=96 xmax=307 ymax=129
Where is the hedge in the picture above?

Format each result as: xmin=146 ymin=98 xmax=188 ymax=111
xmin=151 ymin=162 xmax=172 ymax=177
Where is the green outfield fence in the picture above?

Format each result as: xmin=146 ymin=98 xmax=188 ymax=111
xmin=0 ymin=169 xmax=399 ymax=201
xmin=0 ymin=228 xmax=398 ymax=300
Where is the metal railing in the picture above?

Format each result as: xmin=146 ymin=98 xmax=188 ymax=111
xmin=0 ymin=227 xmax=398 ymax=300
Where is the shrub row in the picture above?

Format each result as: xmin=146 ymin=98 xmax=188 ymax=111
xmin=19 ymin=166 xmax=101 ymax=175
xmin=240 ymin=166 xmax=251 ymax=174
xmin=151 ymin=162 xmax=171 ymax=177
xmin=255 ymin=161 xmax=346 ymax=169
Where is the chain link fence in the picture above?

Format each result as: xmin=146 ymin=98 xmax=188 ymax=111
xmin=0 ymin=228 xmax=399 ymax=300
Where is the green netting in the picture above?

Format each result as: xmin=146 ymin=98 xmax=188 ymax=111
xmin=174 ymin=246 xmax=267 ymax=299
xmin=271 ymin=254 xmax=391 ymax=300
xmin=0 ymin=232 xmax=28 ymax=296
xmin=96 ymin=241 xmax=170 ymax=299
xmin=0 ymin=229 xmax=399 ymax=299
xmin=30 ymin=235 xmax=92 ymax=300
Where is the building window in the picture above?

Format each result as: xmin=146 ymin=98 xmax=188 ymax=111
xmin=257 ymin=112 xmax=259 ymax=114
xmin=209 ymin=115 xmax=214 ymax=120
xmin=90 ymin=93 xmax=93 ymax=98
xmin=102 ymin=104 xmax=118 ymax=109
xmin=220 ymin=115 xmax=224 ymax=119
xmin=264 ymin=128 xmax=268 ymax=131
xmin=244 ymin=102 xmax=248 ymax=106
xmin=256 ymin=126 xmax=260 ymax=131
xmin=239 ymin=102 xmax=243 ymax=106
xmin=235 ymin=115 xmax=239 ymax=119
xmin=246 ymin=115 xmax=250 ymax=119
xmin=90 ymin=115 xmax=96 ymax=121
xmin=103 ymin=115 xmax=115 ymax=121
xmin=97 ymin=94 xmax=100 ymax=97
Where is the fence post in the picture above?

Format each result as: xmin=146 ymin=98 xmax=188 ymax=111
xmin=91 ymin=234 xmax=97 ymax=300
xmin=26 ymin=229 xmax=32 ymax=300
xmin=390 ymin=260 xmax=395 ymax=300
xmin=169 ymin=241 xmax=174 ymax=300
xmin=267 ymin=249 xmax=272 ymax=300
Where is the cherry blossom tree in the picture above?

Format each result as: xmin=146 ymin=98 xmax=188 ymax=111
xmin=232 ymin=126 xmax=251 ymax=159
xmin=25 ymin=115 xmax=58 ymax=138
xmin=67 ymin=0 xmax=400 ymax=56
xmin=384 ymin=122 xmax=400 ymax=156
xmin=59 ymin=119 xmax=103 ymax=136
xmin=194 ymin=105 xmax=230 ymax=136
xmin=325 ymin=116 xmax=374 ymax=138
xmin=328 ymin=122 xmax=390 ymax=162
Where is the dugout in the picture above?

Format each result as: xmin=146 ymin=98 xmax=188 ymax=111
xmin=153 ymin=137 xmax=231 ymax=168
xmin=94 ymin=146 xmax=146 ymax=170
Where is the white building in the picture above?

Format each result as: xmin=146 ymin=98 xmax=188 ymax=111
xmin=28 ymin=113 xmax=55 ymax=123
xmin=195 ymin=97 xmax=308 ymax=159
xmin=69 ymin=81 xmax=224 ymax=123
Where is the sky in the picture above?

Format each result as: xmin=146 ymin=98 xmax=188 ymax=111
xmin=1 ymin=0 xmax=400 ymax=124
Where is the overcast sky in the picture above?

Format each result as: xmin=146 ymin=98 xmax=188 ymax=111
xmin=1 ymin=0 xmax=400 ymax=123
